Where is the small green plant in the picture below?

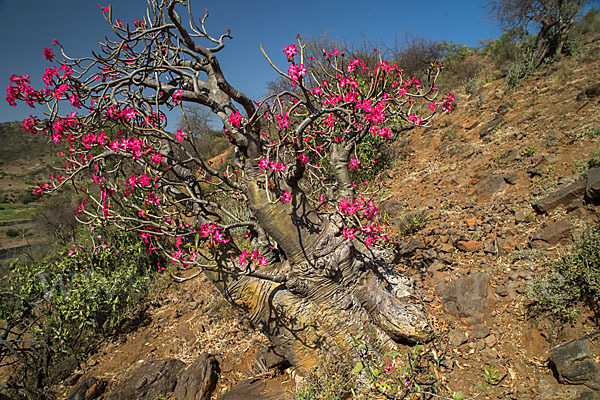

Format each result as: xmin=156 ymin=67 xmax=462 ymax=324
xmin=573 ymin=146 xmax=600 ymax=175
xmin=482 ymin=364 xmax=501 ymax=384
xmin=528 ymin=225 xmax=600 ymax=321
xmin=396 ymin=209 xmax=428 ymax=236
xmin=5 ymin=228 xmax=20 ymax=238
xmin=520 ymin=146 xmax=537 ymax=157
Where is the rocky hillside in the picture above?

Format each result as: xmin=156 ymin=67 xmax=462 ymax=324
xmin=3 ymin=35 xmax=600 ymax=400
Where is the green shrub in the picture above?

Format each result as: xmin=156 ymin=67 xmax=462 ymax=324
xmin=396 ymin=209 xmax=428 ymax=236
xmin=0 ymin=226 xmax=162 ymax=389
xmin=486 ymin=28 xmax=529 ymax=67
xmin=506 ymin=46 xmax=536 ymax=89
xmin=5 ymin=228 xmax=20 ymax=238
xmin=528 ymin=225 xmax=600 ymax=321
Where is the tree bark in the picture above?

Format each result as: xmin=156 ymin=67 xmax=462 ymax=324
xmin=207 ymin=208 xmax=432 ymax=373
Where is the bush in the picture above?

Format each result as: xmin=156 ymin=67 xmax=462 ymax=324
xmin=528 ymin=225 xmax=600 ymax=321
xmin=0 ymin=226 xmax=163 ymax=391
xmin=505 ymin=44 xmax=536 ymax=89
xmin=396 ymin=209 xmax=428 ymax=236
xmin=486 ymin=27 xmax=530 ymax=67
xmin=5 ymin=228 xmax=19 ymax=238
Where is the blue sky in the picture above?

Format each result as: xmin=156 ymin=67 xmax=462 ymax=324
xmin=0 ymin=0 xmax=499 ymax=126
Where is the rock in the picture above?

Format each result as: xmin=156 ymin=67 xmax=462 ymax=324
xmin=485 ymin=334 xmax=498 ymax=348
xmin=64 ymin=373 xmax=83 ymax=387
xmin=67 ymin=377 xmax=106 ymax=400
xmin=473 ymin=175 xmax=507 ymax=200
xmin=217 ymin=380 xmax=266 ymax=400
xmin=109 ymin=358 xmax=186 ymax=400
xmin=49 ymin=358 xmax=79 ymax=384
xmin=585 ymin=167 xmax=600 ymax=200
xmin=396 ymin=239 xmax=422 ymax=256
xmin=174 ymin=353 xmax=218 ymax=400
xmin=497 ymin=102 xmax=510 ymax=115
xmin=578 ymin=82 xmax=600 ymax=100
xmin=479 ymin=115 xmax=504 ymax=140
xmin=456 ymin=240 xmax=483 ymax=252
xmin=483 ymin=240 xmax=497 ymax=254
xmin=440 ymin=273 xmax=490 ymax=322
xmin=438 ymin=243 xmax=454 ymax=253
xmin=530 ymin=219 xmax=572 ymax=248
xmin=504 ymin=172 xmax=519 ymax=185
xmin=254 ymin=346 xmax=289 ymax=370
xmin=85 ymin=380 xmax=107 ymax=400
xmin=527 ymin=156 xmax=554 ymax=178
xmin=472 ymin=325 xmax=489 ymax=339
xmin=533 ymin=179 xmax=586 ymax=213
xmin=448 ymin=329 xmax=467 ymax=347
xmin=379 ymin=199 xmax=404 ymax=219
xmin=549 ymin=339 xmax=600 ymax=389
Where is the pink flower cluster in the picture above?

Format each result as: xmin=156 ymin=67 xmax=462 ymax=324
xmin=238 ymin=250 xmax=267 ymax=267
xmin=259 ymin=157 xmax=287 ymax=173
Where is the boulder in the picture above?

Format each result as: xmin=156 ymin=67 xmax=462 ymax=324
xmin=585 ymin=167 xmax=600 ymax=200
xmin=473 ymin=175 xmax=507 ymax=200
xmin=66 ymin=377 xmax=106 ymax=400
xmin=549 ymin=339 xmax=600 ymax=390
xmin=109 ymin=358 xmax=185 ymax=400
xmin=530 ymin=219 xmax=572 ymax=248
xmin=174 ymin=353 xmax=218 ymax=400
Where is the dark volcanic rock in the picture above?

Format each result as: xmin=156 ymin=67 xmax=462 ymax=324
xmin=530 ymin=219 xmax=573 ymax=248
xmin=174 ymin=353 xmax=218 ymax=400
xmin=549 ymin=339 xmax=600 ymax=390
xmin=217 ymin=380 xmax=266 ymax=400
xmin=66 ymin=377 xmax=106 ymax=400
xmin=532 ymin=179 xmax=586 ymax=213
xmin=109 ymin=358 xmax=185 ymax=400
xmin=585 ymin=167 xmax=600 ymax=200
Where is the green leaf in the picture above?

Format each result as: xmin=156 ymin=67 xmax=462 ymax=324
xmin=453 ymin=392 xmax=466 ymax=399
xmin=351 ymin=361 xmax=364 ymax=375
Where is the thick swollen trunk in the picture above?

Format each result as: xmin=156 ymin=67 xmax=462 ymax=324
xmin=210 ymin=207 xmax=433 ymax=372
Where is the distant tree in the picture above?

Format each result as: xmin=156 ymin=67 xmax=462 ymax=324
xmin=177 ymin=104 xmax=229 ymax=158
xmin=486 ymin=0 xmax=591 ymax=65
xmin=6 ymin=0 xmax=454 ymax=373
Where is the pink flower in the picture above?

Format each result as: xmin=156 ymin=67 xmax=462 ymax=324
xmin=282 ymin=44 xmax=297 ymax=60
xmin=281 ymin=189 xmax=292 ymax=203
xmin=259 ymin=158 xmax=269 ymax=173
xmin=22 ymin=115 xmax=37 ymax=133
xmin=43 ymin=47 xmax=55 ymax=61
xmin=175 ymin=129 xmax=186 ymax=142
xmin=343 ymin=226 xmax=355 ymax=240
xmin=288 ymin=64 xmax=307 ymax=82
xmin=96 ymin=3 xmax=110 ymax=12
xmin=408 ymin=114 xmax=422 ymax=126
xmin=349 ymin=158 xmax=361 ymax=170
xmin=172 ymin=90 xmax=182 ymax=104
xmin=238 ymin=250 xmax=249 ymax=265
xmin=297 ymin=152 xmax=308 ymax=165
xmin=229 ymin=111 xmax=242 ymax=127
xmin=440 ymin=93 xmax=455 ymax=113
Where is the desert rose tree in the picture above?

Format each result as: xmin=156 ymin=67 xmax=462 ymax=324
xmin=7 ymin=0 xmax=454 ymax=371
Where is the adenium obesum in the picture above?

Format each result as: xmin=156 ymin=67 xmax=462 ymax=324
xmin=6 ymin=3 xmax=453 ymax=277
